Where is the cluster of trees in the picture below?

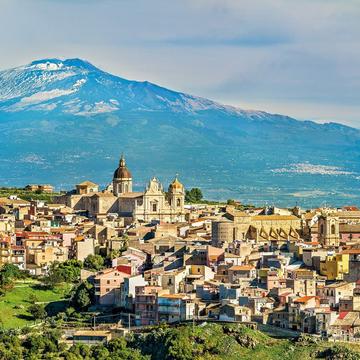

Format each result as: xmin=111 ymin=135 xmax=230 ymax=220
xmin=84 ymin=254 xmax=105 ymax=271
xmin=184 ymin=188 xmax=203 ymax=203
xmin=0 ymin=323 xmax=360 ymax=360
xmin=0 ymin=329 xmax=146 ymax=360
xmin=44 ymin=260 xmax=83 ymax=288
xmin=27 ymin=256 xmax=103 ymax=320
xmin=44 ymin=254 xmax=106 ymax=288
xmin=0 ymin=264 xmax=27 ymax=295
xmin=70 ymin=281 xmax=94 ymax=311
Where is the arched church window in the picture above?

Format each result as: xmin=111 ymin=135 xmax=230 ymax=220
xmin=125 ymin=184 xmax=128 ymax=193
xmin=331 ymin=224 xmax=336 ymax=235
xmin=177 ymin=198 xmax=181 ymax=207
xmin=320 ymin=224 xmax=324 ymax=234
xmin=152 ymin=203 xmax=157 ymax=212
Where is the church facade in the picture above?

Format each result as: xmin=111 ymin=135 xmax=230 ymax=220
xmin=57 ymin=155 xmax=186 ymax=224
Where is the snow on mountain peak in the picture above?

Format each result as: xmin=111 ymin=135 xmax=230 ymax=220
xmin=27 ymin=58 xmax=98 ymax=72
xmin=0 ymin=57 xmax=265 ymax=117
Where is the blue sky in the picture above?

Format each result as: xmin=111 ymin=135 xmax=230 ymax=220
xmin=1 ymin=0 xmax=359 ymax=127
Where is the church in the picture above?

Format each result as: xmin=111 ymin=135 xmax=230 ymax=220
xmin=57 ymin=155 xmax=186 ymax=224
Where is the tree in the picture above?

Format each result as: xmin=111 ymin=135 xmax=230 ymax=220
xmin=185 ymin=188 xmax=203 ymax=203
xmin=28 ymin=304 xmax=47 ymax=321
xmin=0 ymin=264 xmax=26 ymax=293
xmin=29 ymin=293 xmax=39 ymax=304
xmin=84 ymin=254 xmax=104 ymax=271
xmin=71 ymin=281 xmax=93 ymax=311
xmin=44 ymin=260 xmax=83 ymax=287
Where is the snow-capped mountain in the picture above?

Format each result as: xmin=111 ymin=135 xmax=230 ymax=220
xmin=0 ymin=58 xmax=254 ymax=116
xmin=0 ymin=58 xmax=359 ymax=207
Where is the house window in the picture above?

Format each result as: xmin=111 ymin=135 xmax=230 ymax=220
xmin=107 ymin=280 xmax=110 ymax=284
xmin=106 ymin=288 xmax=110 ymax=292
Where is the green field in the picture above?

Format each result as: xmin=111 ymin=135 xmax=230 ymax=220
xmin=0 ymin=281 xmax=71 ymax=329
xmin=0 ymin=188 xmax=62 ymax=202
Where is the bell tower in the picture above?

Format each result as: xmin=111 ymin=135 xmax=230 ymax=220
xmin=318 ymin=213 xmax=339 ymax=247
xmin=168 ymin=175 xmax=185 ymax=211
xmin=113 ymin=154 xmax=132 ymax=196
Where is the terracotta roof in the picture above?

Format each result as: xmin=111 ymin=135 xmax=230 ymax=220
xmin=253 ymin=215 xmax=299 ymax=221
xmin=229 ymin=265 xmax=255 ymax=271
xmin=338 ymin=311 xmax=349 ymax=320
xmin=341 ymin=249 xmax=360 ymax=255
xmin=0 ymin=197 xmax=30 ymax=206
xmin=77 ymin=181 xmax=98 ymax=187
xmin=304 ymin=212 xmax=317 ymax=220
xmin=342 ymin=206 xmax=359 ymax=211
xmin=294 ymin=296 xmax=316 ymax=304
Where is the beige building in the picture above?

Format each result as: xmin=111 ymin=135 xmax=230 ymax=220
xmin=25 ymin=184 xmax=54 ymax=193
xmin=25 ymin=238 xmax=68 ymax=275
xmin=57 ymin=155 xmax=186 ymax=223
xmin=75 ymin=237 xmax=95 ymax=261
xmin=212 ymin=209 xmax=301 ymax=247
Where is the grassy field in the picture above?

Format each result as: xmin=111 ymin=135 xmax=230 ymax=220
xmin=0 ymin=188 xmax=62 ymax=202
xmin=0 ymin=281 xmax=71 ymax=329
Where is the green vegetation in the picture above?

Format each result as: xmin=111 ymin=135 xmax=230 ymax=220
xmin=185 ymin=188 xmax=203 ymax=203
xmin=0 ymin=281 xmax=71 ymax=329
xmin=132 ymin=324 xmax=360 ymax=360
xmin=0 ymin=187 xmax=61 ymax=202
xmin=184 ymin=187 xmax=255 ymax=208
xmin=0 ymin=264 xmax=27 ymax=295
xmin=84 ymin=254 xmax=105 ymax=271
xmin=44 ymin=260 xmax=83 ymax=288
xmin=0 ymin=323 xmax=359 ymax=359
xmin=70 ymin=281 xmax=94 ymax=311
xmin=27 ymin=303 xmax=47 ymax=321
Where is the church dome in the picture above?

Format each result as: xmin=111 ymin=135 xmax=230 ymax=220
xmin=168 ymin=176 xmax=184 ymax=192
xmin=113 ymin=155 xmax=132 ymax=179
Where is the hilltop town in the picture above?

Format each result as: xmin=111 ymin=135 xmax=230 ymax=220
xmin=1 ymin=155 xmax=360 ymax=349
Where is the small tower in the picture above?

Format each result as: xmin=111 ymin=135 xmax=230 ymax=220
xmin=318 ymin=212 xmax=340 ymax=247
xmin=168 ymin=175 xmax=185 ymax=210
xmin=113 ymin=154 xmax=132 ymax=196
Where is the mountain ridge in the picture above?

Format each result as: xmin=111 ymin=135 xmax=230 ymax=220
xmin=0 ymin=58 xmax=353 ymax=130
xmin=0 ymin=58 xmax=359 ymax=207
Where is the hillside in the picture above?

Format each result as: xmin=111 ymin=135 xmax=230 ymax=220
xmin=1 ymin=323 xmax=360 ymax=359
xmin=0 ymin=59 xmax=359 ymax=207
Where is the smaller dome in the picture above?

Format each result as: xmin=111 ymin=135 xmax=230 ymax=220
xmin=168 ymin=176 xmax=184 ymax=192
xmin=113 ymin=155 xmax=132 ymax=179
